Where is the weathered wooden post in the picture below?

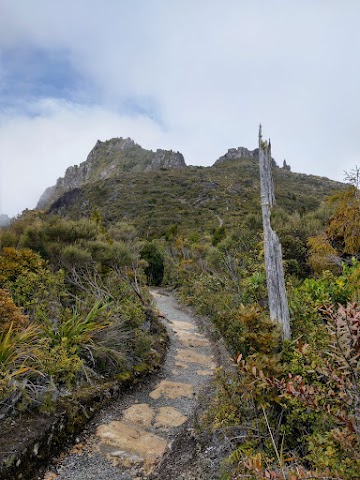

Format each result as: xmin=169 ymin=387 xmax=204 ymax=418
xmin=259 ymin=125 xmax=291 ymax=340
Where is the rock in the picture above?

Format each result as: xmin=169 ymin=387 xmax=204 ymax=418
xmin=145 ymin=150 xmax=186 ymax=171
xmin=175 ymin=331 xmax=210 ymax=348
xmin=214 ymin=146 xmax=258 ymax=165
xmin=149 ymin=380 xmax=195 ymax=400
xmin=36 ymin=137 xmax=187 ymax=209
xmin=121 ymin=404 xmax=155 ymax=428
xmin=282 ymin=159 xmax=291 ymax=171
xmin=175 ymin=349 xmax=215 ymax=368
xmin=214 ymin=145 xmax=277 ymax=167
xmin=96 ymin=421 xmax=167 ymax=472
xmin=154 ymin=407 xmax=187 ymax=428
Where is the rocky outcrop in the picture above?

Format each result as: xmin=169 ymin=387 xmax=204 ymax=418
xmin=37 ymin=186 xmax=57 ymax=210
xmin=145 ymin=149 xmax=186 ymax=171
xmin=214 ymin=145 xmax=279 ymax=167
xmin=282 ymin=159 xmax=291 ymax=171
xmin=37 ymin=137 xmax=187 ymax=209
xmin=214 ymin=146 xmax=259 ymax=165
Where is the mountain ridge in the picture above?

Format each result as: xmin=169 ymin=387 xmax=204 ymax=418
xmin=45 ymin=163 xmax=343 ymax=241
xmin=37 ymin=136 xmax=296 ymax=211
xmin=37 ymin=137 xmax=186 ymax=209
xmin=36 ymin=135 xmax=345 ymax=239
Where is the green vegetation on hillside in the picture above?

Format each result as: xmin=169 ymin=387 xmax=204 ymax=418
xmin=48 ymin=158 xmax=342 ymax=241
xmin=0 ymin=212 xmax=162 ymax=420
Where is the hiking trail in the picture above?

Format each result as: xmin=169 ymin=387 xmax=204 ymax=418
xmin=41 ymin=289 xmax=218 ymax=480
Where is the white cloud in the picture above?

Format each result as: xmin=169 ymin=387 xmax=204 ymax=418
xmin=0 ymin=100 xmax=168 ymax=216
xmin=1 ymin=1 xmax=360 ymax=215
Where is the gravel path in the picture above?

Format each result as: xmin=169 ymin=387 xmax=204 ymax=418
xmin=40 ymin=289 xmax=221 ymax=480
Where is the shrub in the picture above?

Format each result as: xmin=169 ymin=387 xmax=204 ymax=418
xmin=0 ymin=289 xmax=27 ymax=331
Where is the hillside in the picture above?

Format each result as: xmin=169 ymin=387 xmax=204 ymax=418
xmin=42 ymin=144 xmax=343 ymax=239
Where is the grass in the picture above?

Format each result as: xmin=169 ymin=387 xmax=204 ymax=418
xmin=38 ymin=300 xmax=110 ymax=350
xmin=0 ymin=322 xmax=38 ymax=370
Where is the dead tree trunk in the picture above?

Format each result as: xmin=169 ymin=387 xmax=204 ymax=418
xmin=259 ymin=125 xmax=291 ymax=340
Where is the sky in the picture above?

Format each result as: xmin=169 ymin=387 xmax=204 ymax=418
xmin=1 ymin=1 xmax=359 ymax=216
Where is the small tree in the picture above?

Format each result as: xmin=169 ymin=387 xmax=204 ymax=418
xmin=140 ymin=241 xmax=165 ymax=286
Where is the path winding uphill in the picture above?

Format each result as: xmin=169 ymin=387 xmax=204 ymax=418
xmin=42 ymin=290 xmax=218 ymax=480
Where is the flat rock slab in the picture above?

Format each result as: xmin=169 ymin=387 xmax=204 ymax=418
xmin=176 ymin=331 xmax=210 ymax=347
xmin=120 ymin=403 xmax=188 ymax=429
xmin=121 ymin=403 xmax=155 ymax=428
xmin=176 ymin=348 xmax=215 ymax=367
xmin=154 ymin=406 xmax=188 ymax=428
xmin=149 ymin=380 xmax=194 ymax=400
xmin=43 ymin=473 xmax=58 ymax=480
xmin=170 ymin=319 xmax=194 ymax=332
xmin=96 ymin=421 xmax=167 ymax=470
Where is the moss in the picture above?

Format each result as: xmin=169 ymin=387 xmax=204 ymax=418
xmin=134 ymin=362 xmax=151 ymax=374
xmin=116 ymin=371 xmax=133 ymax=382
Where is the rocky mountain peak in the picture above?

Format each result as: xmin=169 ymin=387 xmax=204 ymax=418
xmin=37 ymin=137 xmax=187 ymax=210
